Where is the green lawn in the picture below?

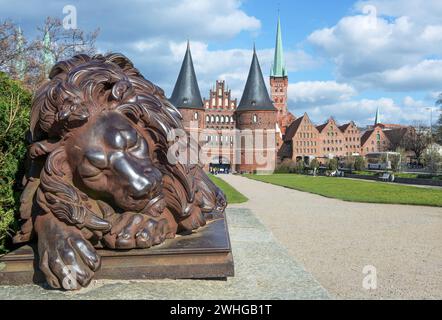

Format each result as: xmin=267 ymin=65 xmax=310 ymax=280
xmin=244 ymin=174 xmax=442 ymax=207
xmin=209 ymin=175 xmax=248 ymax=204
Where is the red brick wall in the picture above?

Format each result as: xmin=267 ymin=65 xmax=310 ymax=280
xmin=360 ymin=127 xmax=390 ymax=156
xmin=291 ymin=116 xmax=320 ymax=160
xmin=235 ymin=110 xmax=277 ymax=173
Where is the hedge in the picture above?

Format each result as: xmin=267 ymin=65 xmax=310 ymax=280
xmin=0 ymin=72 xmax=32 ymax=254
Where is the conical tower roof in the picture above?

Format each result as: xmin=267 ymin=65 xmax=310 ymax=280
xmin=237 ymin=46 xmax=275 ymax=112
xmin=169 ymin=41 xmax=204 ymax=110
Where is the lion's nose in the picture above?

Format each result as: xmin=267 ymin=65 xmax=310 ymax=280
xmin=111 ymin=152 xmax=156 ymax=197
xmin=131 ymin=176 xmax=153 ymax=198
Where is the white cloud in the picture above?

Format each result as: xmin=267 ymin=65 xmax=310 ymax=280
xmin=355 ymin=0 xmax=442 ymax=25
xmin=288 ymin=81 xmax=356 ymax=106
xmin=308 ymin=1 xmax=442 ymax=92
xmin=128 ymin=40 xmax=317 ymax=100
xmin=290 ymin=96 xmax=429 ymax=127
xmin=0 ymin=0 xmax=261 ymax=42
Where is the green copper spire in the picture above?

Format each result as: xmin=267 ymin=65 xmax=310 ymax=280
xmin=271 ymin=16 xmax=287 ymax=78
xmin=42 ymin=29 xmax=55 ymax=77
xmin=374 ymin=107 xmax=381 ymax=125
xmin=14 ymin=26 xmax=26 ymax=80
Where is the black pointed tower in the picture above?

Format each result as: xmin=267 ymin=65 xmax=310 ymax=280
xmin=170 ymin=41 xmax=205 ymax=130
xmin=235 ymin=46 xmax=277 ymax=173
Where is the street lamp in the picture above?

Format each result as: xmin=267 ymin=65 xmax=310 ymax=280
xmin=425 ymin=107 xmax=434 ymax=136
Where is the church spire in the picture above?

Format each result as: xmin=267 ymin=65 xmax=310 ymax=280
xmin=238 ymin=46 xmax=275 ymax=111
xmin=170 ymin=41 xmax=204 ymax=110
xmin=42 ymin=28 xmax=55 ymax=77
xmin=374 ymin=107 xmax=381 ymax=125
xmin=14 ymin=26 xmax=26 ymax=80
xmin=271 ymin=15 xmax=287 ymax=78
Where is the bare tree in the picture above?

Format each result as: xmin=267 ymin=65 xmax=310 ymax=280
xmin=436 ymin=93 xmax=442 ymax=144
xmin=37 ymin=17 xmax=99 ymax=62
xmin=0 ymin=20 xmax=17 ymax=70
xmin=0 ymin=17 xmax=100 ymax=91
xmin=402 ymin=128 xmax=431 ymax=164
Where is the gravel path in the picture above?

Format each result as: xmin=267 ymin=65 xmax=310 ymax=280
xmin=220 ymin=174 xmax=442 ymax=299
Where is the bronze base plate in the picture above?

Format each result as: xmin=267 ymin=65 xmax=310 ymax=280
xmin=0 ymin=217 xmax=234 ymax=286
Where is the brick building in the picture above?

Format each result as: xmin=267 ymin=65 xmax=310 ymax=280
xmin=280 ymin=115 xmax=362 ymax=162
xmin=281 ymin=113 xmax=319 ymax=162
xmin=203 ymin=80 xmax=236 ymax=131
xmin=170 ymin=20 xmax=414 ymax=173
xmin=235 ymin=47 xmax=277 ymax=173
xmin=339 ymin=121 xmax=361 ymax=156
xmin=171 ymin=43 xmax=277 ymax=173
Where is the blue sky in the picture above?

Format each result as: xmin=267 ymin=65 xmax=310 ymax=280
xmin=1 ymin=0 xmax=441 ymax=126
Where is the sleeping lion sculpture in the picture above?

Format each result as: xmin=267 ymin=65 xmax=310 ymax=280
xmin=13 ymin=53 xmax=227 ymax=290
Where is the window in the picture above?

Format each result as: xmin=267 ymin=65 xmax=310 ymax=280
xmin=221 ymin=115 xmax=224 ymax=123
xmin=253 ymin=114 xmax=258 ymax=123
xmin=231 ymin=116 xmax=234 ymax=123
xmin=206 ymin=115 xmax=210 ymax=123
xmin=218 ymin=98 xmax=222 ymax=106
xmin=212 ymin=98 xmax=215 ymax=106
xmin=218 ymin=89 xmax=222 ymax=96
xmin=216 ymin=115 xmax=220 ymax=123
xmin=211 ymin=115 xmax=215 ymax=123
xmin=194 ymin=112 xmax=198 ymax=120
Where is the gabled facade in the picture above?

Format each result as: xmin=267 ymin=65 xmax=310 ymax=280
xmin=282 ymin=113 xmax=319 ymax=161
xmin=360 ymin=124 xmax=390 ymax=155
xmin=339 ymin=121 xmax=361 ymax=156
xmin=203 ymin=80 xmax=236 ymax=131
xmin=317 ymin=118 xmax=346 ymax=158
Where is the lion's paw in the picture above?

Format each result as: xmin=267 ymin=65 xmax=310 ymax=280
xmin=104 ymin=213 xmax=168 ymax=249
xmin=35 ymin=214 xmax=100 ymax=290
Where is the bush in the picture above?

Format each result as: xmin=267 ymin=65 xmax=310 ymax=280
xmin=327 ymin=158 xmax=338 ymax=171
xmin=310 ymin=159 xmax=319 ymax=170
xmin=389 ymin=154 xmax=401 ymax=172
xmin=275 ymin=159 xmax=292 ymax=173
xmin=295 ymin=160 xmax=305 ymax=174
xmin=0 ymin=72 xmax=32 ymax=253
xmin=423 ymin=147 xmax=442 ymax=174
xmin=342 ymin=156 xmax=355 ymax=170
xmin=354 ymin=156 xmax=366 ymax=171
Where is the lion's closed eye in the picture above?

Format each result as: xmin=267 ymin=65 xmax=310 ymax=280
xmin=86 ymin=150 xmax=108 ymax=169
xmin=128 ymin=136 xmax=148 ymax=159
xmin=79 ymin=150 xmax=108 ymax=179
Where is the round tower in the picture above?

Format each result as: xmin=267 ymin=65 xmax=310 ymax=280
xmin=235 ymin=47 xmax=277 ymax=174
xmin=169 ymin=41 xmax=205 ymax=132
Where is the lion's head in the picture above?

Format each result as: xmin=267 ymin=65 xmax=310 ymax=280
xmin=14 ymin=53 xmax=226 ymax=249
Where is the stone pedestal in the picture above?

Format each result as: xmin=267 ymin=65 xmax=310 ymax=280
xmin=0 ymin=218 xmax=234 ymax=286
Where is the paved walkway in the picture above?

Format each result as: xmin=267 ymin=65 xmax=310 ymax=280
xmin=0 ymin=208 xmax=329 ymax=300
xmin=221 ymin=174 xmax=442 ymax=299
